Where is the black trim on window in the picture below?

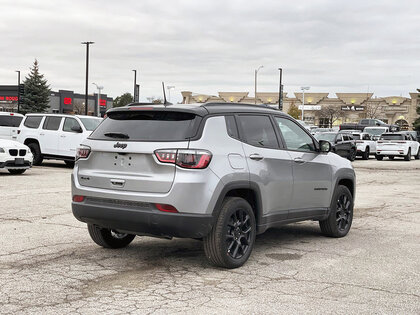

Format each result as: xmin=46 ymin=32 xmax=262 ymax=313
xmin=235 ymin=114 xmax=280 ymax=150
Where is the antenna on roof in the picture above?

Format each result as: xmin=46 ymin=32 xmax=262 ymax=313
xmin=162 ymin=82 xmax=167 ymax=106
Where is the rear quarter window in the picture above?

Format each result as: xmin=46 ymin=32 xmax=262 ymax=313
xmin=90 ymin=110 xmax=201 ymax=141
xmin=24 ymin=116 xmax=44 ymax=129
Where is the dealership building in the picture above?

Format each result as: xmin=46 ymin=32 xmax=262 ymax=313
xmin=181 ymin=91 xmax=419 ymax=130
xmin=0 ymin=85 xmax=113 ymax=116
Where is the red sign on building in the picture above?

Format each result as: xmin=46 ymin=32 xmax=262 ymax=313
xmin=63 ymin=97 xmax=72 ymax=105
xmin=100 ymin=99 xmax=106 ymax=107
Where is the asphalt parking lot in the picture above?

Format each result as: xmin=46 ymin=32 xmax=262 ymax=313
xmin=0 ymin=159 xmax=419 ymax=314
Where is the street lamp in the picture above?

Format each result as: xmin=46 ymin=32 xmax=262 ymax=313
xmin=82 ymin=41 xmax=94 ymax=115
xmin=300 ymin=86 xmax=310 ymax=121
xmin=254 ymin=65 xmax=263 ymax=104
xmin=167 ymin=85 xmax=175 ymax=102
xmin=15 ymin=70 xmax=20 ymax=113
xmin=92 ymin=83 xmax=103 ymax=117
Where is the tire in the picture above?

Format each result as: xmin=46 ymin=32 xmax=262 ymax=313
xmin=362 ymin=147 xmax=370 ymax=160
xmin=204 ymin=197 xmax=256 ymax=269
xmin=415 ymin=148 xmax=420 ymax=160
xmin=375 ymin=155 xmax=383 ymax=161
xmin=27 ymin=142 xmax=43 ymax=166
xmin=87 ymin=224 xmax=135 ymax=248
xmin=8 ymin=169 xmax=26 ymax=175
xmin=348 ymin=148 xmax=356 ymax=161
xmin=404 ymin=149 xmax=411 ymax=161
xmin=64 ymin=160 xmax=75 ymax=168
xmin=319 ymin=185 xmax=353 ymax=238
xmin=388 ymin=156 xmax=394 ymax=160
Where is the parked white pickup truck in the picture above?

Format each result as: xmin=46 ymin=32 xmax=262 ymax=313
xmin=376 ymin=132 xmax=420 ymax=161
xmin=17 ymin=114 xmax=102 ymax=166
xmin=340 ymin=131 xmax=377 ymax=160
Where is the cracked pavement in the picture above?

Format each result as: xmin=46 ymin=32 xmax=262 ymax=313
xmin=0 ymin=159 xmax=419 ymax=314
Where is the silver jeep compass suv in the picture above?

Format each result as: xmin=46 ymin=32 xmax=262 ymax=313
xmin=72 ymin=103 xmax=355 ymax=268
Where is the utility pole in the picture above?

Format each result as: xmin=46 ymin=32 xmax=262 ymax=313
xmin=254 ymin=65 xmax=263 ymax=104
xmin=15 ymin=70 xmax=20 ymax=113
xmin=82 ymin=41 xmax=94 ymax=115
xmin=278 ymin=68 xmax=283 ymax=111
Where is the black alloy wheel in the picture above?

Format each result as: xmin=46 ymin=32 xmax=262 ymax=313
xmin=319 ymin=185 xmax=353 ymax=238
xmin=336 ymin=194 xmax=352 ymax=233
xmin=226 ymin=209 xmax=252 ymax=260
xmin=204 ymin=197 xmax=256 ymax=269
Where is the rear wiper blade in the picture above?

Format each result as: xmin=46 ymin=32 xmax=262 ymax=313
xmin=103 ymin=132 xmax=130 ymax=139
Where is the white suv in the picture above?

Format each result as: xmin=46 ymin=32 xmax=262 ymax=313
xmin=0 ymin=112 xmax=24 ymax=140
xmin=17 ymin=114 xmax=102 ymax=166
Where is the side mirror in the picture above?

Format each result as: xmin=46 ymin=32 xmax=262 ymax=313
xmin=319 ymin=140 xmax=331 ymax=153
xmin=375 ymin=122 xmax=381 ymax=126
xmin=71 ymin=125 xmax=83 ymax=133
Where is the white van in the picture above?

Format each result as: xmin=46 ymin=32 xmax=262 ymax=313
xmin=0 ymin=112 xmax=24 ymax=140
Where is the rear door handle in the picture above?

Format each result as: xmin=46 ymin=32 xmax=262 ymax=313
xmin=294 ymin=157 xmax=306 ymax=164
xmin=249 ymin=154 xmax=264 ymax=161
xmin=60 ymin=135 xmax=66 ymax=138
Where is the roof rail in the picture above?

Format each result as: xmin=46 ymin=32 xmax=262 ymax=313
xmin=127 ymin=102 xmax=158 ymax=106
xmin=201 ymin=102 xmax=278 ymax=110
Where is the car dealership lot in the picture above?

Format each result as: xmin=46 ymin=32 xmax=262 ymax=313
xmin=0 ymin=160 xmax=419 ymax=314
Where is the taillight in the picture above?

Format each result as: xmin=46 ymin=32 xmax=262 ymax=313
xmin=155 ymin=149 xmax=212 ymax=169
xmin=155 ymin=203 xmax=178 ymax=213
xmin=73 ymin=195 xmax=85 ymax=202
xmin=76 ymin=145 xmax=91 ymax=160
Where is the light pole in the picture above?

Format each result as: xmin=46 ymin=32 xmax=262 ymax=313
xmin=82 ymin=41 xmax=94 ymax=115
xmin=254 ymin=65 xmax=263 ymax=104
xmin=92 ymin=83 xmax=103 ymax=117
xmin=278 ymin=68 xmax=283 ymax=111
xmin=300 ymin=86 xmax=310 ymax=121
xmin=15 ymin=70 xmax=20 ymax=113
xmin=167 ymin=85 xmax=175 ymax=102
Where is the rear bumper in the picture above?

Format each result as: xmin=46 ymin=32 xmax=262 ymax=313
xmin=376 ymin=149 xmax=406 ymax=156
xmin=72 ymin=201 xmax=214 ymax=238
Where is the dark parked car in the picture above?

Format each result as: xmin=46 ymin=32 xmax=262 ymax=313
xmin=314 ymin=132 xmax=357 ymax=161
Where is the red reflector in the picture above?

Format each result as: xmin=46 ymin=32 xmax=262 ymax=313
xmin=10 ymin=113 xmax=14 ymax=116
xmin=73 ymin=195 xmax=85 ymax=202
xmin=155 ymin=203 xmax=178 ymax=213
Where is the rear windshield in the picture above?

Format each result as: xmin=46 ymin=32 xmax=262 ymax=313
xmin=0 ymin=115 xmax=23 ymax=127
xmin=380 ymin=134 xmax=404 ymax=140
xmin=90 ymin=111 xmax=200 ymax=141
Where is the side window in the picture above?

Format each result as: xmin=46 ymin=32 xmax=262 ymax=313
xmin=43 ymin=117 xmax=62 ymax=130
xmin=361 ymin=119 xmax=368 ymax=125
xmin=274 ymin=117 xmax=315 ymax=152
xmin=24 ymin=116 xmax=43 ymax=129
xmin=63 ymin=118 xmax=81 ymax=132
xmin=336 ymin=134 xmax=343 ymax=142
xmin=342 ymin=135 xmax=349 ymax=141
xmin=225 ymin=115 xmax=239 ymax=139
xmin=237 ymin=115 xmax=278 ymax=148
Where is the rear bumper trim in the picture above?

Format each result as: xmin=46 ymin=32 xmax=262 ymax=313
xmin=72 ymin=202 xmax=213 ymax=238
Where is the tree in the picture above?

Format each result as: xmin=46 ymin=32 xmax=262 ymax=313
xmin=113 ymin=93 xmax=133 ymax=107
xmin=319 ymin=105 xmax=342 ymax=128
xmin=21 ymin=59 xmax=50 ymax=113
xmin=73 ymin=99 xmax=85 ymax=114
xmin=364 ymin=99 xmax=383 ymax=119
xmin=287 ymin=101 xmax=301 ymax=119
xmin=413 ymin=89 xmax=420 ymax=131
